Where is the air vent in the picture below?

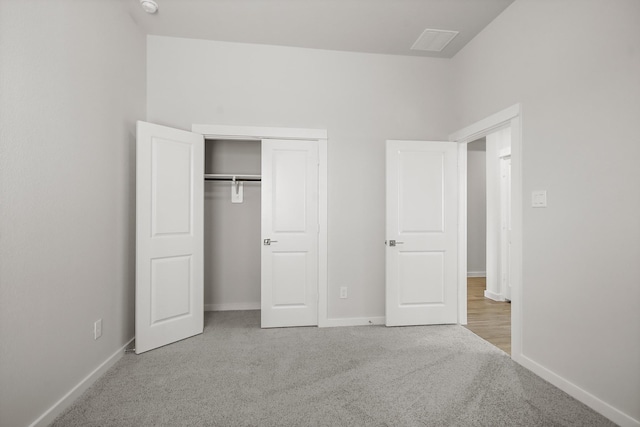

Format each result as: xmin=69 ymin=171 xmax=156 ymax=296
xmin=411 ymin=29 xmax=459 ymax=52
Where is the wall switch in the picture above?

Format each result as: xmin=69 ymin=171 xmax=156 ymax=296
xmin=94 ymin=319 xmax=102 ymax=340
xmin=531 ymin=190 xmax=547 ymax=208
xmin=339 ymin=287 xmax=348 ymax=299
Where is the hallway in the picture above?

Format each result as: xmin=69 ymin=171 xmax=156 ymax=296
xmin=464 ymin=277 xmax=511 ymax=354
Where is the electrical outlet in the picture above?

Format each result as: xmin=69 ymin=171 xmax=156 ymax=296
xmin=94 ymin=319 xmax=102 ymax=340
xmin=340 ymin=287 xmax=348 ymax=299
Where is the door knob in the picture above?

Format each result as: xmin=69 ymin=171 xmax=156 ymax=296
xmin=263 ymin=239 xmax=278 ymax=246
xmin=386 ymin=240 xmax=404 ymax=247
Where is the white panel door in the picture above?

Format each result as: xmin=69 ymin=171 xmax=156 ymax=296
xmin=136 ymin=121 xmax=204 ymax=354
xmin=386 ymin=140 xmax=458 ymax=326
xmin=261 ymin=139 xmax=318 ymax=328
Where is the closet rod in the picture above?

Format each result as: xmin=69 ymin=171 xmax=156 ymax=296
xmin=204 ymin=173 xmax=261 ymax=182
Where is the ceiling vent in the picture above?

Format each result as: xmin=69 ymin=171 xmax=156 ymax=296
xmin=411 ymin=29 xmax=459 ymax=52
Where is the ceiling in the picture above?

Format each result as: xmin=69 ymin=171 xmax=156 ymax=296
xmin=128 ymin=0 xmax=515 ymax=58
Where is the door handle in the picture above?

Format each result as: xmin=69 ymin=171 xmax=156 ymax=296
xmin=386 ymin=240 xmax=404 ymax=247
xmin=263 ymin=239 xmax=278 ymax=246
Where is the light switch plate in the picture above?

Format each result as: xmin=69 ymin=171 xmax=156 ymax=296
xmin=532 ymin=190 xmax=547 ymax=208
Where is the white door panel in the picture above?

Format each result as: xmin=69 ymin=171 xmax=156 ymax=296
xmin=262 ymin=139 xmax=318 ymax=328
xmin=136 ymin=121 xmax=204 ymax=354
xmin=399 ymin=151 xmax=445 ymax=232
xmin=386 ymin=140 xmax=458 ymax=326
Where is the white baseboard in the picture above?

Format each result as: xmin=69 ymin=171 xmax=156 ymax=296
xmin=484 ymin=290 xmax=505 ymax=301
xmin=29 ymin=337 xmax=135 ymax=427
xmin=518 ymin=354 xmax=639 ymax=427
xmin=320 ymin=316 xmax=386 ymax=327
xmin=204 ymin=302 xmax=260 ymax=311
xmin=467 ymin=271 xmax=486 ymax=277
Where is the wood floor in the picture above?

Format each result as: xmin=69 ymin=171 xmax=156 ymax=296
xmin=464 ymin=277 xmax=511 ymax=354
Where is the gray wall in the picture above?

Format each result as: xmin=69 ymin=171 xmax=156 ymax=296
xmin=204 ymin=140 xmax=261 ymax=309
xmin=0 ymin=1 xmax=146 ymax=426
xmin=466 ymin=139 xmax=486 ymax=275
xmin=147 ymin=36 xmax=455 ymax=320
xmin=452 ymin=0 xmax=640 ymax=421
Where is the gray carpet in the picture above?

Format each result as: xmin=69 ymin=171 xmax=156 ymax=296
xmin=51 ymin=311 xmax=615 ymax=426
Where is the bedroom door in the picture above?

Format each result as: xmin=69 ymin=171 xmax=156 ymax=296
xmin=385 ymin=140 xmax=458 ymax=326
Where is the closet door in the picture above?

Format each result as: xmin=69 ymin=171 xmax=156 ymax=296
xmin=385 ymin=140 xmax=458 ymax=326
xmin=136 ymin=121 xmax=204 ymax=354
xmin=261 ymin=139 xmax=319 ymax=328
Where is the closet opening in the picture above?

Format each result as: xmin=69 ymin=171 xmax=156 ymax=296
xmin=204 ymin=138 xmax=262 ymax=313
xmin=193 ymin=123 xmax=329 ymax=328
xmin=135 ymin=122 xmax=328 ymax=353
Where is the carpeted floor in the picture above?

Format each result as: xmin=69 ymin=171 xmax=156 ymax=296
xmin=51 ymin=311 xmax=614 ymax=426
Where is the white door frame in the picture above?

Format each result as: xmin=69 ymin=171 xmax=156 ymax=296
xmin=449 ymin=104 xmax=522 ymax=360
xmin=191 ymin=124 xmax=329 ymax=327
xmin=499 ymin=150 xmax=512 ymax=301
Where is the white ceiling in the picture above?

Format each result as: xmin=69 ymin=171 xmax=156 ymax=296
xmin=128 ymin=0 xmax=515 ymax=58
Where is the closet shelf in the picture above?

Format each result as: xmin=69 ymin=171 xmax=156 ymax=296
xmin=204 ymin=173 xmax=261 ymax=182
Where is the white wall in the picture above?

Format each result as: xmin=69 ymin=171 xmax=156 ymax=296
xmin=0 ymin=1 xmax=146 ymax=426
xmin=467 ymin=139 xmax=486 ymax=276
xmin=452 ymin=0 xmax=640 ymax=423
xmin=147 ymin=36 xmax=454 ymax=320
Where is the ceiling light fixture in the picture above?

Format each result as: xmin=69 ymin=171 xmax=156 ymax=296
xmin=140 ymin=0 xmax=159 ymax=14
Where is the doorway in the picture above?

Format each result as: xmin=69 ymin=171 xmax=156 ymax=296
xmin=450 ymin=104 xmax=522 ymax=360
xmin=464 ymin=135 xmax=511 ymax=354
xmin=192 ymin=124 xmax=330 ymax=327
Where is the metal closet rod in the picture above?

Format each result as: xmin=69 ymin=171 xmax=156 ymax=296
xmin=204 ymin=173 xmax=262 ymax=182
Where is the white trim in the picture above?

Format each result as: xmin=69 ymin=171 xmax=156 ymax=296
xmin=484 ymin=290 xmax=505 ymax=302
xmin=499 ymin=155 xmax=512 ymax=301
xmin=29 ymin=338 xmax=135 ymax=427
xmin=509 ymin=115 xmax=523 ymax=359
xmin=467 ymin=271 xmax=486 ymax=277
xmin=449 ymin=104 xmax=520 ymax=143
xmin=457 ymin=144 xmax=468 ymax=325
xmin=322 ymin=317 xmax=386 ymax=328
xmin=192 ymin=124 xmax=327 ymax=141
xmin=450 ymin=104 xmax=522 ymax=361
xmin=519 ymin=355 xmax=640 ymax=427
xmin=204 ymin=303 xmax=261 ymax=311
xmin=318 ymin=139 xmax=329 ymax=327
xmin=192 ymin=123 xmax=329 ymax=329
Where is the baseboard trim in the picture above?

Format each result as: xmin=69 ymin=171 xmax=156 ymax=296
xmin=467 ymin=271 xmax=486 ymax=277
xmin=320 ymin=316 xmax=385 ymax=328
xmin=484 ymin=290 xmax=505 ymax=301
xmin=29 ymin=337 xmax=135 ymax=427
xmin=204 ymin=302 xmax=260 ymax=311
xmin=518 ymin=354 xmax=639 ymax=427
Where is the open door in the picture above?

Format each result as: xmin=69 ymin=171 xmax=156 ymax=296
xmin=136 ymin=121 xmax=204 ymax=354
xmin=261 ymin=139 xmax=319 ymax=328
xmin=386 ymin=140 xmax=458 ymax=326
